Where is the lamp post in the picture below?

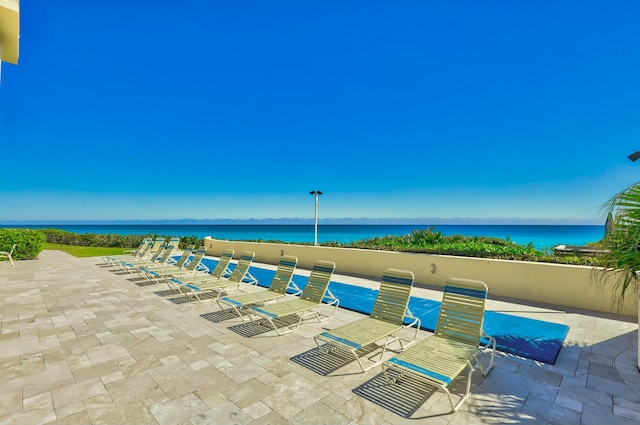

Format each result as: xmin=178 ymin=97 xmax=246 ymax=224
xmin=310 ymin=190 xmax=323 ymax=246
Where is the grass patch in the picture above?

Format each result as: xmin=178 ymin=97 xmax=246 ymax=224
xmin=43 ymin=243 xmax=130 ymax=258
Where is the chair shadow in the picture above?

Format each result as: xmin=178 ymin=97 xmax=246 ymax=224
xmin=133 ymin=279 xmax=159 ymax=287
xmin=290 ymin=344 xmax=380 ymax=377
xmin=166 ymin=295 xmax=200 ymax=304
xmin=352 ymin=369 xmax=441 ymax=419
xmin=153 ymin=289 xmax=182 ymax=297
xmin=227 ymin=315 xmax=301 ymax=338
xmin=200 ymin=309 xmax=240 ymax=323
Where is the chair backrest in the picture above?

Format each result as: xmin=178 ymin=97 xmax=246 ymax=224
xmin=150 ymin=237 xmax=165 ymax=252
xmin=370 ymin=268 xmax=415 ymax=325
xmin=136 ymin=239 xmax=155 ymax=257
xmin=10 ymin=243 xmax=17 ymax=255
xmin=267 ymin=255 xmax=298 ymax=294
xmin=434 ymin=278 xmax=488 ymax=346
xmin=299 ymin=260 xmax=336 ymax=303
xmin=149 ymin=243 xmax=167 ymax=261
xmin=158 ymin=243 xmax=178 ymax=264
xmin=210 ymin=249 xmax=235 ymax=279
xmin=173 ymin=245 xmax=194 ymax=269
xmin=167 ymin=237 xmax=181 ymax=249
xmin=185 ymin=248 xmax=206 ymax=271
xmin=133 ymin=238 xmax=152 ymax=256
xmin=228 ymin=251 xmax=255 ymax=283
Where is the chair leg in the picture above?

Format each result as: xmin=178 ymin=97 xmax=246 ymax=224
xmin=450 ymin=366 xmax=474 ymax=412
xmin=480 ymin=336 xmax=496 ymax=377
xmin=0 ymin=253 xmax=13 ymax=267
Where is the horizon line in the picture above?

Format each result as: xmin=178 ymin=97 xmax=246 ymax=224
xmin=0 ymin=217 xmax=604 ymax=226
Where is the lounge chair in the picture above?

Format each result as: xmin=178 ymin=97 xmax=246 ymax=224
xmin=138 ymin=245 xmax=194 ymax=280
xmin=248 ymin=260 xmax=338 ymax=335
xmin=0 ymin=243 xmax=16 ymax=267
xmin=123 ymin=237 xmax=153 ymax=255
xmin=216 ymin=255 xmax=301 ymax=320
xmin=143 ymin=247 xmax=209 ymax=283
xmin=313 ymin=268 xmax=420 ymax=372
xmin=118 ymin=242 xmax=170 ymax=271
xmin=167 ymin=248 xmax=234 ymax=292
xmin=119 ymin=237 xmax=181 ymax=271
xmin=140 ymin=245 xmax=194 ymax=272
xmin=178 ymin=251 xmax=257 ymax=301
xmin=114 ymin=239 xmax=167 ymax=269
xmin=102 ymin=237 xmax=154 ymax=265
xmin=381 ymin=277 xmax=496 ymax=413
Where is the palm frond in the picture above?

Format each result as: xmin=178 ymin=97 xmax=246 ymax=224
xmin=598 ymin=182 xmax=640 ymax=303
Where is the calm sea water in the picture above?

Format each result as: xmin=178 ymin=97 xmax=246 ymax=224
xmin=3 ymin=224 xmax=605 ymax=250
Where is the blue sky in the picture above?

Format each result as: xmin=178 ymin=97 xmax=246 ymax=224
xmin=1 ymin=1 xmax=639 ymax=224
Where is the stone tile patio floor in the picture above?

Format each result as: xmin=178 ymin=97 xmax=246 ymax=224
xmin=1 ymin=250 xmax=640 ymax=424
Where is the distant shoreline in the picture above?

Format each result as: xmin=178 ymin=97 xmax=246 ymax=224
xmin=0 ymin=218 xmax=604 ymax=226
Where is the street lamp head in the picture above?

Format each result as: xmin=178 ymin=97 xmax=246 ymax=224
xmin=310 ymin=190 xmax=323 ymax=195
xmin=628 ymin=151 xmax=640 ymax=162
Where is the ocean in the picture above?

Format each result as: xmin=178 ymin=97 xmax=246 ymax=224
xmin=3 ymin=224 xmax=605 ymax=250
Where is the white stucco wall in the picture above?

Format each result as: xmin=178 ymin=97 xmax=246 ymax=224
xmin=204 ymin=237 xmax=636 ymax=317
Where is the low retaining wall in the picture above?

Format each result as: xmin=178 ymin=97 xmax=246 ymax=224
xmin=204 ymin=237 xmax=637 ymax=317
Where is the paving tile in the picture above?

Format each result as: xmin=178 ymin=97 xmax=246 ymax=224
xmin=104 ymin=372 xmax=170 ymax=406
xmin=614 ymin=397 xmax=640 ymax=422
xmin=589 ymin=363 xmax=624 ymax=382
xmin=19 ymin=361 xmax=76 ymax=399
xmin=83 ymin=393 xmax=116 ymax=422
xmin=555 ymin=394 xmax=583 ymax=412
xmin=222 ymin=378 xmax=276 ymax=409
xmin=479 ymin=366 xmax=535 ymax=399
xmin=293 ymin=401 xmax=352 ymax=425
xmin=148 ymin=392 xmax=209 ymax=425
xmin=522 ymin=395 xmax=581 ymax=424
xmin=51 ymin=378 xmax=108 ymax=408
xmin=147 ymin=360 xmax=226 ymax=399
xmin=54 ymin=401 xmax=85 ymax=420
xmin=262 ymin=394 xmax=303 ymax=419
xmin=0 ymin=392 xmax=56 ymax=425
xmin=243 ymin=400 xmax=273 ymax=420
xmin=71 ymin=360 xmax=120 ymax=383
xmin=581 ymin=404 xmax=638 ymax=425
xmin=587 ymin=374 xmax=640 ymax=401
xmin=247 ymin=410 xmax=292 ymax=425
xmin=220 ymin=360 xmax=269 ymax=384
xmin=529 ymin=380 xmax=559 ymax=402
xmin=85 ymin=344 xmax=133 ymax=365
xmin=92 ymin=400 xmax=159 ymax=425
xmin=0 ymin=391 xmax=23 ymax=416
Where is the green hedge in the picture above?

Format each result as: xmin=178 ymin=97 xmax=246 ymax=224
xmin=0 ymin=228 xmax=46 ymax=260
xmin=40 ymin=229 xmax=202 ymax=250
xmin=230 ymin=227 xmax=603 ymax=266
xmin=3 ymin=227 xmax=601 ymax=266
xmin=326 ymin=228 xmax=603 ymax=266
xmin=42 ymin=229 xmax=145 ymax=248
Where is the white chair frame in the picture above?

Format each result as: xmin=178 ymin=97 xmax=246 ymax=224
xmin=0 ymin=243 xmax=16 ymax=267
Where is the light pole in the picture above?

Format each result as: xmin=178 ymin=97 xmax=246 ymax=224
xmin=310 ymin=190 xmax=323 ymax=246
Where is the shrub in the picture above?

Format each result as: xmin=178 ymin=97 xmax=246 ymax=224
xmin=40 ymin=229 xmax=204 ymax=250
xmin=0 ymin=228 xmax=46 ymax=260
xmin=321 ymin=227 xmax=603 ymax=266
xmin=42 ymin=229 xmax=145 ymax=248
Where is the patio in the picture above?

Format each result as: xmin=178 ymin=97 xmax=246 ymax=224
xmin=1 ymin=250 xmax=639 ymax=424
